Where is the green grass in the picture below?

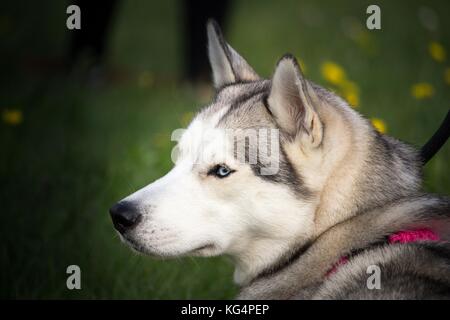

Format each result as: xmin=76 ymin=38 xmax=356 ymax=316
xmin=0 ymin=0 xmax=449 ymax=299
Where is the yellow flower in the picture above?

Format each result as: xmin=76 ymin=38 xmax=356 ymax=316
xmin=138 ymin=71 xmax=154 ymax=88
xmin=429 ymin=42 xmax=446 ymax=63
xmin=345 ymin=91 xmax=359 ymax=107
xmin=321 ymin=62 xmax=361 ymax=107
xmin=341 ymin=80 xmax=360 ymax=107
xmin=444 ymin=68 xmax=450 ymax=86
xmin=411 ymin=83 xmax=435 ymax=99
xmin=371 ymin=118 xmax=387 ymax=134
xmin=321 ymin=61 xmax=346 ymax=85
xmin=2 ymin=109 xmax=23 ymax=125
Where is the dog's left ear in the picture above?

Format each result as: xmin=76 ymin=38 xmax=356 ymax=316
xmin=207 ymin=20 xmax=260 ymax=88
xmin=267 ymin=54 xmax=323 ymax=148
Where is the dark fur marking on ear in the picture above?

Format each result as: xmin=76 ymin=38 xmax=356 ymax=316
xmin=276 ymin=53 xmax=306 ymax=76
xmin=262 ymin=93 xmax=273 ymax=117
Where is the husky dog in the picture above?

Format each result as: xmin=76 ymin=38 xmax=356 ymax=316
xmin=110 ymin=21 xmax=450 ymax=299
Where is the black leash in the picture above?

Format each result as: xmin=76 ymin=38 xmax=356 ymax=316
xmin=420 ymin=109 xmax=450 ymax=164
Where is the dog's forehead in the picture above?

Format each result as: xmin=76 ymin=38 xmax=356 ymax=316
xmin=215 ymin=81 xmax=267 ymax=102
xmin=177 ymin=80 xmax=274 ymax=164
xmin=200 ymin=80 xmax=273 ymax=129
xmin=177 ymin=109 xmax=231 ymax=164
xmin=215 ymin=80 xmax=270 ymax=108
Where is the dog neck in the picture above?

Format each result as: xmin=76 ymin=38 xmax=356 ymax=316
xmin=310 ymin=102 xmax=422 ymax=236
xmin=237 ymin=195 xmax=448 ymax=299
xmin=234 ymin=101 xmax=422 ymax=286
xmin=232 ymin=236 xmax=311 ymax=285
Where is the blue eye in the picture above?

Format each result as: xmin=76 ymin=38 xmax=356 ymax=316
xmin=217 ymin=166 xmax=230 ymax=177
xmin=209 ymin=164 xmax=235 ymax=178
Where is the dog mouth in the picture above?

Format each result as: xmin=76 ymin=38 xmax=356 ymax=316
xmin=121 ymin=234 xmax=216 ymax=257
xmin=121 ymin=235 xmax=147 ymax=254
xmin=190 ymin=243 xmax=215 ymax=253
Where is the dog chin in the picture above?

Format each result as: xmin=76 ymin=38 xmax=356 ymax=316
xmin=120 ymin=234 xmax=220 ymax=258
xmin=189 ymin=243 xmax=220 ymax=257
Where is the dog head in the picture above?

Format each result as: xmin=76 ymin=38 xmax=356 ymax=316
xmin=110 ymin=21 xmax=362 ymax=282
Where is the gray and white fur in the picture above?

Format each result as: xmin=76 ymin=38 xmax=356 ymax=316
xmin=110 ymin=20 xmax=450 ymax=299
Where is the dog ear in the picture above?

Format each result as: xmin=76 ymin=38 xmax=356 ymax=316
xmin=267 ymin=54 xmax=323 ymax=147
xmin=207 ymin=20 xmax=260 ymax=88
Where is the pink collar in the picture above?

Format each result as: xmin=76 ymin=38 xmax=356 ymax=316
xmin=325 ymin=228 xmax=440 ymax=278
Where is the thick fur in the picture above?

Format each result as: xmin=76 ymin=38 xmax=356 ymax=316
xmin=112 ymin=21 xmax=450 ymax=299
xmin=239 ymin=195 xmax=450 ymax=299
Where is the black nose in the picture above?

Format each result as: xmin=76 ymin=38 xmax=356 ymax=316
xmin=109 ymin=201 xmax=142 ymax=233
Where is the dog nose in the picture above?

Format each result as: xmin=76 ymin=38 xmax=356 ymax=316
xmin=109 ymin=201 xmax=142 ymax=233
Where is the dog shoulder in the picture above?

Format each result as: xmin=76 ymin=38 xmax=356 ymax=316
xmin=313 ymin=242 xmax=450 ymax=299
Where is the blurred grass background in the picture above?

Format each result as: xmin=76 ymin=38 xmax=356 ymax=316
xmin=0 ymin=0 xmax=449 ymax=299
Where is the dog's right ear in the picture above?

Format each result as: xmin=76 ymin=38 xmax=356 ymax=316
xmin=267 ymin=54 xmax=323 ymax=148
xmin=207 ymin=20 xmax=260 ymax=88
